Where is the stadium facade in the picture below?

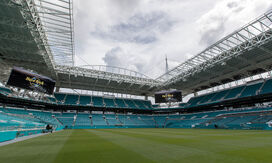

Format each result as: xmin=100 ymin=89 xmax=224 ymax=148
xmin=1 ymin=0 xmax=272 ymax=142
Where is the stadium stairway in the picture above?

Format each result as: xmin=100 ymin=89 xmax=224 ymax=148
xmin=74 ymin=113 xmax=92 ymax=129
xmin=104 ymin=98 xmax=117 ymax=108
xmin=115 ymin=98 xmax=127 ymax=108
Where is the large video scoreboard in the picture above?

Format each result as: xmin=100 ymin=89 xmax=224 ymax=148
xmin=7 ymin=67 xmax=56 ymax=94
xmin=155 ymin=90 xmax=182 ymax=103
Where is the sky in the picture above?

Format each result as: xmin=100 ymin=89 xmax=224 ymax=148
xmin=73 ymin=0 xmax=272 ymax=79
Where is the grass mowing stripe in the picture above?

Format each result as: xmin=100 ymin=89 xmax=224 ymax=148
xmin=106 ymin=128 xmax=272 ymax=137
xmin=95 ymin=129 xmax=272 ymax=163
xmin=0 ymin=130 xmax=71 ymax=163
xmin=1 ymin=129 xmax=272 ymax=163
xmin=54 ymin=129 xmax=152 ymax=163
xmin=90 ymin=129 xmax=213 ymax=163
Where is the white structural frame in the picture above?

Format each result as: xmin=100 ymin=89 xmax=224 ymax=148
xmin=3 ymin=1 xmax=272 ymax=95
xmin=55 ymin=65 xmax=160 ymax=87
xmin=5 ymin=0 xmax=57 ymax=74
xmin=157 ymin=10 xmax=272 ymax=87
xmin=10 ymin=0 xmax=74 ymax=67
xmin=32 ymin=0 xmax=75 ymax=66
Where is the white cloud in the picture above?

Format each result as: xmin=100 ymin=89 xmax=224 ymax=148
xmin=73 ymin=0 xmax=272 ymax=78
xmin=197 ymin=0 xmax=272 ymax=46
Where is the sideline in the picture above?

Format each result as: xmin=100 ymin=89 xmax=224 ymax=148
xmin=0 ymin=130 xmax=62 ymax=147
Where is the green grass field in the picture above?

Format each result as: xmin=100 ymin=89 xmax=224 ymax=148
xmin=0 ymin=129 xmax=272 ymax=163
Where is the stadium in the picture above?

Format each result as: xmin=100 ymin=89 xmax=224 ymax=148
xmin=0 ymin=0 xmax=272 ymax=162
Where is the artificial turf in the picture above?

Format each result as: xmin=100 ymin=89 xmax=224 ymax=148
xmin=0 ymin=129 xmax=272 ymax=163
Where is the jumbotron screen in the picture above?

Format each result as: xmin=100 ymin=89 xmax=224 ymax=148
xmin=7 ymin=67 xmax=55 ymax=94
xmin=155 ymin=90 xmax=182 ymax=103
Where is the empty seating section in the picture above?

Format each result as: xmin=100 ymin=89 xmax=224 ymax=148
xmin=0 ymin=85 xmax=154 ymax=110
xmin=0 ymin=108 xmax=66 ymax=142
xmin=153 ymin=116 xmax=166 ymax=127
xmin=1 ymin=107 xmax=272 ymax=131
xmin=4 ymin=78 xmax=272 ymax=112
xmin=239 ymin=83 xmax=263 ymax=98
xmin=0 ymin=111 xmax=46 ymax=142
xmin=79 ymin=96 xmax=91 ymax=105
xmin=65 ymin=94 xmax=79 ymax=105
xmin=224 ymin=86 xmax=245 ymax=100
xmin=133 ymin=100 xmax=147 ymax=109
xmin=127 ymin=115 xmax=146 ymax=126
xmin=92 ymin=96 xmax=104 ymax=107
xmin=118 ymin=115 xmax=136 ymax=126
xmin=1 ymin=108 xmax=30 ymax=115
xmin=104 ymin=98 xmax=116 ymax=108
xmin=139 ymin=115 xmax=155 ymax=126
xmin=186 ymin=96 xmax=205 ymax=107
xmin=143 ymin=100 xmax=153 ymax=109
xmin=208 ymin=117 xmax=238 ymax=127
xmin=55 ymin=113 xmax=75 ymax=127
xmin=92 ymin=114 xmax=107 ymax=126
xmin=198 ymin=92 xmax=217 ymax=104
xmin=74 ymin=114 xmax=91 ymax=128
xmin=210 ymin=90 xmax=229 ymax=102
xmin=123 ymin=99 xmax=138 ymax=109
xmin=0 ymin=87 xmax=12 ymax=95
xmin=251 ymin=115 xmax=272 ymax=123
xmin=0 ymin=108 xmax=63 ymax=129
xmin=32 ymin=111 xmax=62 ymax=128
xmin=175 ymin=79 xmax=272 ymax=109
xmin=260 ymin=79 xmax=272 ymax=95
xmin=227 ymin=115 xmax=258 ymax=126
xmin=54 ymin=93 xmax=66 ymax=104
xmin=105 ymin=114 xmax=120 ymax=125
xmin=51 ymin=91 xmax=155 ymax=109
xmin=0 ymin=112 xmax=43 ymax=130
xmin=47 ymin=97 xmax=57 ymax=103
xmin=115 ymin=98 xmax=127 ymax=108
xmin=167 ymin=119 xmax=208 ymax=128
xmin=179 ymin=103 xmax=186 ymax=107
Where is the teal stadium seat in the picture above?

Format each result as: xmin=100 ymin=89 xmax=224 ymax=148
xmin=104 ymin=98 xmax=116 ymax=108
xmin=115 ymin=98 xmax=127 ymax=108
xmin=65 ymin=94 xmax=79 ymax=105
xmin=239 ymin=82 xmax=263 ymax=98
xmin=142 ymin=100 xmax=153 ymax=109
xmin=260 ymin=79 xmax=272 ymax=95
xmin=198 ymin=92 xmax=217 ymax=104
xmin=92 ymin=114 xmax=107 ymax=126
xmin=123 ymin=99 xmax=138 ymax=109
xmin=186 ymin=95 xmax=206 ymax=107
xmin=47 ymin=97 xmax=57 ymax=103
xmin=210 ymin=89 xmax=230 ymax=102
xmin=54 ymin=93 xmax=66 ymax=104
xmin=74 ymin=114 xmax=92 ymax=129
xmin=133 ymin=100 xmax=147 ymax=109
xmin=224 ymin=85 xmax=245 ymax=100
xmin=55 ymin=113 xmax=75 ymax=127
xmin=92 ymin=96 xmax=104 ymax=107
xmin=79 ymin=95 xmax=91 ymax=105
xmin=105 ymin=114 xmax=120 ymax=126
xmin=0 ymin=87 xmax=12 ymax=96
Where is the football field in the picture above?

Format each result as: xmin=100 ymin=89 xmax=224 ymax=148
xmin=0 ymin=129 xmax=271 ymax=163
